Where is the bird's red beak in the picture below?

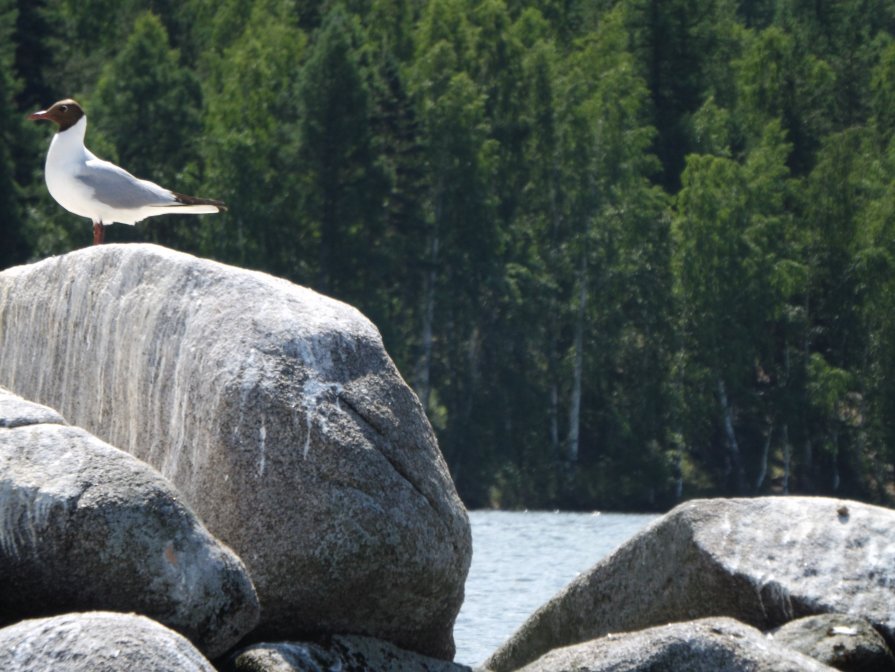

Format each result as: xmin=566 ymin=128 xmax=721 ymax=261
xmin=28 ymin=110 xmax=48 ymax=121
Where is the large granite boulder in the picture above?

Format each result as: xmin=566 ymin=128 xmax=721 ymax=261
xmin=0 ymin=611 xmax=216 ymax=672
xmin=226 ymin=635 xmax=473 ymax=672
xmin=0 ymin=387 xmax=259 ymax=658
xmin=771 ymin=614 xmax=895 ymax=671
xmin=485 ymin=497 xmax=895 ymax=672
xmin=515 ymin=618 xmax=836 ymax=672
xmin=0 ymin=244 xmax=471 ymax=659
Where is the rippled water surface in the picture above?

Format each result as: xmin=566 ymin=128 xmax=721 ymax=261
xmin=453 ymin=510 xmax=659 ymax=666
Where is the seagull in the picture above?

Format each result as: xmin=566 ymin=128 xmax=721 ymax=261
xmin=28 ymin=98 xmax=226 ymax=245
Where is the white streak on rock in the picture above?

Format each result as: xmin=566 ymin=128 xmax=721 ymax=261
xmin=300 ymin=378 xmax=343 ymax=460
xmin=258 ymin=419 xmax=267 ymax=477
xmin=0 ymin=440 xmax=82 ymax=559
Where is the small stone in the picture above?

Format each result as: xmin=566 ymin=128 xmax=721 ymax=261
xmin=772 ymin=614 xmax=895 ymax=672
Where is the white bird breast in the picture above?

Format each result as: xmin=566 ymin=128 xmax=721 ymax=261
xmin=44 ymin=116 xmax=180 ymax=226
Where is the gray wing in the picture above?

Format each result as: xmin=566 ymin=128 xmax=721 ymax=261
xmin=77 ymin=158 xmax=176 ymax=210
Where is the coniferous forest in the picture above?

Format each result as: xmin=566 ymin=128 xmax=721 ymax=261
xmin=3 ymin=0 xmax=895 ymax=511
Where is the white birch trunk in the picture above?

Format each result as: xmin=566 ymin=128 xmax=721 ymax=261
xmin=417 ymin=232 xmax=438 ymax=411
xmin=782 ymin=424 xmax=791 ymax=495
xmin=549 ymin=383 xmax=559 ymax=457
xmin=674 ymin=442 xmax=684 ymax=500
xmin=831 ymin=430 xmax=840 ymax=491
xmin=717 ymin=377 xmax=743 ymax=491
xmin=754 ymin=421 xmax=774 ymax=492
xmin=567 ymin=255 xmax=587 ymax=463
xmin=417 ymin=180 xmax=442 ymax=412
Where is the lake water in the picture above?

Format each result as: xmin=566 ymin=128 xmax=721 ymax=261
xmin=453 ymin=510 xmax=660 ymax=667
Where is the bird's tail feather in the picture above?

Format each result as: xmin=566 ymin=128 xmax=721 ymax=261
xmin=170 ymin=191 xmax=228 ymax=212
xmin=157 ymin=203 xmax=222 ymax=215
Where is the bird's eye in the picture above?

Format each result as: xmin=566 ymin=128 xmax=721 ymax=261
xmin=59 ymin=105 xmax=68 ymax=112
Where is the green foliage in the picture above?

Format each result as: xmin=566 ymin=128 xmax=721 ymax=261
xmin=198 ymin=1 xmax=306 ymax=269
xmin=295 ymin=5 xmax=385 ymax=297
xmin=0 ymin=0 xmax=27 ymax=267
xmin=673 ymin=117 xmax=793 ymax=493
xmin=90 ymin=11 xmax=204 ymax=247
xmin=7 ymin=0 xmax=895 ymax=509
xmin=870 ymin=40 xmax=895 ymax=142
xmin=92 ymin=13 xmax=201 ymax=183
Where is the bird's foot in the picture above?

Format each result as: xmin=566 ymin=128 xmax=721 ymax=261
xmin=93 ymin=222 xmax=105 ymax=245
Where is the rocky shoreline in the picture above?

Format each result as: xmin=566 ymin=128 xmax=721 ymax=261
xmin=485 ymin=497 xmax=895 ymax=672
xmin=1 ymin=245 xmax=894 ymax=671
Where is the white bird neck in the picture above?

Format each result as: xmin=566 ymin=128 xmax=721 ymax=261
xmin=48 ymin=115 xmax=88 ymax=164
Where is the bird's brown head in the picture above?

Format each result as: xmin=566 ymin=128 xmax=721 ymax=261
xmin=28 ymin=99 xmax=85 ymax=132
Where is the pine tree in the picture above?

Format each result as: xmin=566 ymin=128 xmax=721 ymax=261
xmin=407 ymin=0 xmax=503 ymax=503
xmin=0 ymin=0 xmax=26 ymax=268
xmin=542 ymin=5 xmax=674 ymax=507
xmin=359 ymin=3 xmax=429 ymax=363
xmin=295 ymin=5 xmax=386 ymax=300
xmin=13 ymin=0 xmax=60 ymax=110
xmin=626 ymin=0 xmax=741 ymax=190
xmin=673 ymin=120 xmax=793 ymax=495
xmin=856 ymin=138 xmax=895 ymax=497
xmin=199 ymin=1 xmax=306 ymax=271
xmin=90 ymin=11 xmax=204 ymax=248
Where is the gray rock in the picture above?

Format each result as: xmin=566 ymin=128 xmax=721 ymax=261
xmin=0 ymin=611 xmax=215 ymax=672
xmin=0 ymin=244 xmax=471 ymax=659
xmin=485 ymin=497 xmax=895 ymax=672
xmin=0 ymin=387 xmax=64 ymax=427
xmin=227 ymin=635 xmax=474 ymax=672
xmin=772 ymin=614 xmax=895 ymax=672
xmin=0 ymin=421 xmax=259 ymax=658
xmin=515 ymin=618 xmax=836 ymax=672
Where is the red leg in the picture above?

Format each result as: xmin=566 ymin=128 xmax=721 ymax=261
xmin=93 ymin=222 xmax=105 ymax=245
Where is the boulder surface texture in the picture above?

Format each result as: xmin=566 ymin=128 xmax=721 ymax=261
xmin=0 ymin=388 xmax=64 ymax=427
xmin=515 ymin=618 xmax=836 ymax=672
xmin=485 ymin=496 xmax=895 ymax=672
xmin=772 ymin=614 xmax=895 ymax=672
xmin=0 ymin=611 xmax=216 ymax=672
xmin=227 ymin=635 xmax=473 ymax=672
xmin=0 ymin=387 xmax=259 ymax=658
xmin=0 ymin=244 xmax=471 ymax=659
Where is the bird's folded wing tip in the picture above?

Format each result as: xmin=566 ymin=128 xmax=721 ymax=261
xmin=171 ymin=190 xmax=227 ymax=210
